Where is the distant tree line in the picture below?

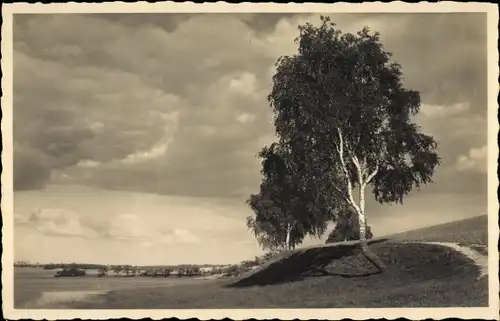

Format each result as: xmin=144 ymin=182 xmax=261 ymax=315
xmin=18 ymin=256 xmax=275 ymax=280
xmin=42 ymin=263 xmax=107 ymax=270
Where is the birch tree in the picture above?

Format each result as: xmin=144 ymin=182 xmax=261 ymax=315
xmin=267 ymin=16 xmax=440 ymax=272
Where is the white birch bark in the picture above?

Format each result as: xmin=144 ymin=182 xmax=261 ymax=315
xmin=333 ymin=127 xmax=386 ymax=272
xmin=285 ymin=222 xmax=292 ymax=250
xmin=358 ymin=184 xmax=367 ymax=241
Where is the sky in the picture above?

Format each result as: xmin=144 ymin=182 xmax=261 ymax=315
xmin=12 ymin=12 xmax=488 ymax=265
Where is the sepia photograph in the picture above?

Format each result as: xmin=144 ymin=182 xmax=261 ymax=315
xmin=1 ymin=2 xmax=498 ymax=320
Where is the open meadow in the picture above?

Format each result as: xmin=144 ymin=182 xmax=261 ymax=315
xmin=15 ymin=215 xmax=489 ymax=309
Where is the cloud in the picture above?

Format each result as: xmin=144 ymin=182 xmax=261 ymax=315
xmin=456 ymin=145 xmax=487 ymax=173
xmin=14 ymin=143 xmax=53 ymax=190
xmin=119 ymin=111 xmax=179 ymax=165
xmin=12 ymin=13 xmax=487 ymax=197
xmin=420 ymin=102 xmax=470 ymax=118
xmin=15 ymin=206 xmax=202 ymax=246
xmin=120 ymin=143 xmax=170 ymax=164
xmin=107 ymin=213 xmax=147 ymax=241
xmin=22 ymin=208 xmax=100 ymax=239
xmin=14 ymin=43 xmax=183 ymax=187
xmin=236 ymin=113 xmax=257 ymax=124
xmin=77 ymin=160 xmax=101 ymax=168
xmin=90 ymin=212 xmax=201 ymax=245
xmin=158 ymin=228 xmax=199 ymax=244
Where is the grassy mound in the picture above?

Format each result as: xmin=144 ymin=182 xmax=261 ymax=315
xmin=68 ymin=241 xmax=488 ymax=309
xmin=231 ymin=238 xmax=388 ymax=287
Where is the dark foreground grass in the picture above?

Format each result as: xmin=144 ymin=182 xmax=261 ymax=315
xmin=68 ymin=242 xmax=488 ymax=309
xmin=232 ymin=238 xmax=389 ymax=287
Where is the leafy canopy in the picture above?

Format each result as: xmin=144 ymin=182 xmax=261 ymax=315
xmin=268 ymin=16 xmax=440 ymax=205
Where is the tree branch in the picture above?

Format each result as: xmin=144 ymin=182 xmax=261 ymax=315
xmin=332 ymin=185 xmax=351 ymax=205
xmin=362 ymin=165 xmax=379 ymax=189
xmin=350 ymin=153 xmax=363 ymax=186
xmin=339 ymin=131 xmax=365 ymax=187
xmin=361 ymin=156 xmax=368 ymax=177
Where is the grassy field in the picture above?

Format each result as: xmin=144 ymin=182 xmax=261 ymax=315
xmin=17 ymin=214 xmax=489 ymax=309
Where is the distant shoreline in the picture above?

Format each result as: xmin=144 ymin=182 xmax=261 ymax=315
xmin=14 ymin=268 xmax=217 ymax=309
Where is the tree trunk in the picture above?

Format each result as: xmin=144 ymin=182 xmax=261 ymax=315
xmin=358 ymin=186 xmax=386 ymax=272
xmin=285 ymin=223 xmax=292 ymax=250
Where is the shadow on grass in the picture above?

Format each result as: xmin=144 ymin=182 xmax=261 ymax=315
xmin=228 ymin=238 xmax=388 ymax=288
xmin=305 ymin=268 xmax=382 ymax=278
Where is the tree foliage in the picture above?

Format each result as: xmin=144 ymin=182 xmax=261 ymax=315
xmin=270 ymin=17 xmax=439 ymax=200
xmin=246 ymin=142 xmax=340 ymax=251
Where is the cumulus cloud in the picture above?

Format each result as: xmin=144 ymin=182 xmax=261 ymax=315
xmin=21 ymin=208 xmax=100 ymax=239
xmin=77 ymin=160 xmax=101 ymax=168
xmin=119 ymin=111 xmax=179 ymax=164
xmin=107 ymin=213 xmax=147 ymax=241
xmin=12 ymin=13 xmax=487 ymax=197
xmin=236 ymin=113 xmax=257 ymax=124
xmin=14 ymin=42 xmax=183 ymax=178
xmin=158 ymin=228 xmax=199 ymax=244
xmin=456 ymin=145 xmax=487 ymax=173
xmin=105 ymin=213 xmax=200 ymax=245
xmin=420 ymin=102 xmax=470 ymax=118
xmin=15 ymin=206 xmax=202 ymax=246
xmin=14 ymin=143 xmax=53 ymax=190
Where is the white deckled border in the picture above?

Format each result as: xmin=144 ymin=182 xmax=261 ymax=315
xmin=1 ymin=2 xmax=498 ymax=321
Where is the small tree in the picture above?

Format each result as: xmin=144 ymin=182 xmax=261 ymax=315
xmin=124 ymin=266 xmax=132 ymax=276
xmin=225 ymin=265 xmax=240 ymax=277
xmin=191 ymin=266 xmax=201 ymax=276
xmin=113 ymin=266 xmax=122 ymax=276
xmin=326 ymin=206 xmax=373 ymax=243
xmin=247 ymin=143 xmax=338 ymax=251
xmin=267 ymin=16 xmax=440 ymax=272
xmin=97 ymin=267 xmax=108 ymax=277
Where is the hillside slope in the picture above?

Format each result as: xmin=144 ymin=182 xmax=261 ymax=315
xmin=232 ymin=214 xmax=489 ymax=287
xmin=385 ymin=214 xmax=488 ymax=246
